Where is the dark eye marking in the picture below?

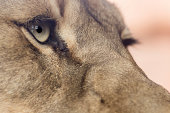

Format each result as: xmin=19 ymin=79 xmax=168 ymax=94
xmin=122 ymin=38 xmax=138 ymax=48
xmin=13 ymin=15 xmax=69 ymax=52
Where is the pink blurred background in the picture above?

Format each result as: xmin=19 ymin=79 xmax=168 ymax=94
xmin=107 ymin=0 xmax=170 ymax=92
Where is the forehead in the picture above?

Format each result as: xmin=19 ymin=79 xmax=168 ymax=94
xmin=0 ymin=0 xmax=53 ymax=22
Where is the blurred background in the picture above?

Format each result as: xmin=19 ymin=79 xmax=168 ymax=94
xmin=107 ymin=0 xmax=170 ymax=92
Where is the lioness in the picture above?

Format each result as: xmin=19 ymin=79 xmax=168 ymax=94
xmin=0 ymin=0 xmax=170 ymax=113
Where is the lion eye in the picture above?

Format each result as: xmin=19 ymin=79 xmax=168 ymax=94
xmin=28 ymin=22 xmax=50 ymax=43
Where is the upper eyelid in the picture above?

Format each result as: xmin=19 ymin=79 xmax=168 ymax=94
xmin=13 ymin=15 xmax=58 ymax=28
xmin=25 ymin=17 xmax=56 ymax=27
xmin=28 ymin=16 xmax=55 ymax=23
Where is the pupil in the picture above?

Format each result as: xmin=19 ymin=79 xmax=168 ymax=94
xmin=36 ymin=26 xmax=43 ymax=33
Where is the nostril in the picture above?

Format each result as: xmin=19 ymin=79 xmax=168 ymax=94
xmin=100 ymin=99 xmax=105 ymax=104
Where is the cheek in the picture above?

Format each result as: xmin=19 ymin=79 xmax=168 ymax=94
xmin=0 ymin=22 xmax=42 ymax=94
xmin=39 ymin=53 xmax=63 ymax=76
xmin=0 ymin=22 xmax=37 ymax=68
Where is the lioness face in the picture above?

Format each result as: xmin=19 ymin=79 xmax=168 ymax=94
xmin=0 ymin=0 xmax=170 ymax=113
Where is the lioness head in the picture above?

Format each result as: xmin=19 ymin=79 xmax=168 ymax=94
xmin=0 ymin=0 xmax=170 ymax=113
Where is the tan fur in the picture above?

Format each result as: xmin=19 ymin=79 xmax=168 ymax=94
xmin=0 ymin=0 xmax=170 ymax=113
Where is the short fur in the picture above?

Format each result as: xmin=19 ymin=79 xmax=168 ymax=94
xmin=0 ymin=0 xmax=170 ymax=113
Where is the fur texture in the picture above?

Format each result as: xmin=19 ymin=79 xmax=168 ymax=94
xmin=0 ymin=0 xmax=170 ymax=113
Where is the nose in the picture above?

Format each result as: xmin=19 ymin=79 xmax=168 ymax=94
xmin=85 ymin=57 xmax=140 ymax=104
